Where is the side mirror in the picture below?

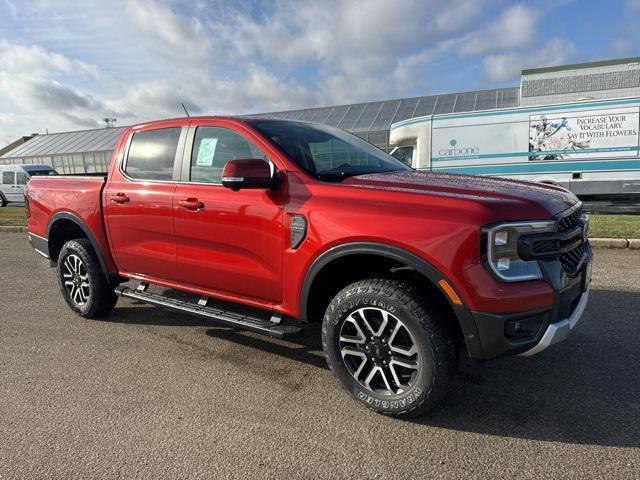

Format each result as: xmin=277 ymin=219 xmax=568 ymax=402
xmin=221 ymin=159 xmax=277 ymax=191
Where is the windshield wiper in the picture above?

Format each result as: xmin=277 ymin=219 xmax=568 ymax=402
xmin=316 ymin=169 xmax=403 ymax=180
xmin=315 ymin=170 xmax=363 ymax=180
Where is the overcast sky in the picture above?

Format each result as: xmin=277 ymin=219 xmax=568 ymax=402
xmin=0 ymin=0 xmax=639 ymax=144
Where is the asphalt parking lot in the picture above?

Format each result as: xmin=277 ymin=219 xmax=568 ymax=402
xmin=1 ymin=233 xmax=638 ymax=479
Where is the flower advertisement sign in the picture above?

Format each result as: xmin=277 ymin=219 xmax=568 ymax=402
xmin=528 ymin=107 xmax=640 ymax=161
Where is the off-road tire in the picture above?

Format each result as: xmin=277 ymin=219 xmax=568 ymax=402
xmin=322 ymin=278 xmax=458 ymax=418
xmin=57 ymin=238 xmax=117 ymax=318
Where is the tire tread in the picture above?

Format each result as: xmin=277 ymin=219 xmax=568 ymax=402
xmin=57 ymin=238 xmax=117 ymax=319
xmin=322 ymin=278 xmax=457 ymax=418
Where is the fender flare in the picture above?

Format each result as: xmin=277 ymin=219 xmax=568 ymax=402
xmin=46 ymin=211 xmax=112 ymax=277
xmin=299 ymin=242 xmax=482 ymax=356
xmin=301 ymin=242 xmax=448 ymax=319
xmin=300 ymin=242 xmax=482 ymax=344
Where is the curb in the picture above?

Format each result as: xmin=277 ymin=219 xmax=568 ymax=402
xmin=588 ymin=238 xmax=639 ymax=249
xmin=0 ymin=226 xmax=26 ymax=233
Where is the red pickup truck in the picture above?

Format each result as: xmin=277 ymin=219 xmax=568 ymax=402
xmin=25 ymin=116 xmax=592 ymax=417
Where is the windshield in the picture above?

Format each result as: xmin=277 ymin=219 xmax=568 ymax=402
xmin=247 ymin=119 xmax=411 ymax=180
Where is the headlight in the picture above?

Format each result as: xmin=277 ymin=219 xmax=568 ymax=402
xmin=485 ymin=221 xmax=555 ymax=282
xmin=580 ymin=213 xmax=590 ymax=239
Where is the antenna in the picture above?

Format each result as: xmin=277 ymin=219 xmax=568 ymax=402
xmin=181 ymin=103 xmax=190 ymax=117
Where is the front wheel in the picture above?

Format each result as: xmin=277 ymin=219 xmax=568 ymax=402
xmin=322 ymin=278 xmax=458 ymax=418
xmin=57 ymin=238 xmax=117 ymax=318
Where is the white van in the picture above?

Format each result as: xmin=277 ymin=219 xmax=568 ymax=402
xmin=0 ymin=164 xmax=57 ymax=206
xmin=389 ymin=96 xmax=640 ymax=196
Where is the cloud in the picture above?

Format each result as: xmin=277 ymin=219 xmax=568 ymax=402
xmin=0 ymin=40 xmax=102 ymax=79
xmin=0 ymin=40 xmax=123 ymax=143
xmin=482 ymin=37 xmax=576 ymax=82
xmin=123 ymin=0 xmax=212 ymax=63
xmin=217 ymin=0 xmax=485 ymax=98
xmin=6 ymin=77 xmax=107 ymax=112
xmin=457 ymin=4 xmax=539 ymax=57
xmin=0 ymin=0 xmax=585 ymax=145
xmin=58 ymin=113 xmax=102 ymax=129
xmin=601 ymin=2 xmax=639 ymax=62
xmin=0 ymin=72 xmax=131 ymax=137
xmin=604 ymin=37 xmax=636 ymax=58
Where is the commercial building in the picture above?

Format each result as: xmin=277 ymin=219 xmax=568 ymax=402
xmin=0 ymin=127 xmax=125 ymax=175
xmin=520 ymin=57 xmax=640 ymax=106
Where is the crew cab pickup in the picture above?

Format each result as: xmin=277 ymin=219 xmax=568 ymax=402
xmin=25 ymin=116 xmax=592 ymax=417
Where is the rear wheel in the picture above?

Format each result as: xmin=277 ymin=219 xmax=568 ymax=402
xmin=322 ymin=278 xmax=458 ymax=418
xmin=57 ymin=238 xmax=117 ymax=318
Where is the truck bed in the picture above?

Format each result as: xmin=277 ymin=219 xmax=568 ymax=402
xmin=25 ymin=176 xmax=116 ymax=275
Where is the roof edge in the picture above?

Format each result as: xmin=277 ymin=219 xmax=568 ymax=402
xmin=522 ymin=57 xmax=640 ymax=76
xmin=256 ymin=87 xmax=520 ymax=116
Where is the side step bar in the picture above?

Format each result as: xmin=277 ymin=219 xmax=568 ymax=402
xmin=115 ymin=285 xmax=303 ymax=339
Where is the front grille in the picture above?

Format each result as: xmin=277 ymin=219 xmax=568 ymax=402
xmin=558 ymin=207 xmax=584 ymax=275
xmin=557 ymin=206 xmax=586 ymax=275
xmin=518 ymin=206 xmax=588 ymax=276
xmin=558 ymin=207 xmax=582 ymax=232
xmin=532 ymin=239 xmax=559 ymax=255
xmin=559 ymin=240 xmax=584 ymax=274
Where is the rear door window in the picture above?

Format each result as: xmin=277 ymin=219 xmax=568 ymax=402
xmin=125 ymin=128 xmax=182 ymax=181
xmin=190 ymin=127 xmax=268 ymax=184
xmin=16 ymin=172 xmax=28 ymax=185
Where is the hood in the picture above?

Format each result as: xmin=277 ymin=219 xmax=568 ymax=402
xmin=341 ymin=171 xmax=578 ymax=218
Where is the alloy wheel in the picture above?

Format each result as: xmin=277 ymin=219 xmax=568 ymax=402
xmin=339 ymin=307 xmax=420 ymax=395
xmin=62 ymin=254 xmax=91 ymax=306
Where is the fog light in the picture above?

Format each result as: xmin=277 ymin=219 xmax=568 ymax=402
xmin=504 ymin=313 xmax=549 ymax=341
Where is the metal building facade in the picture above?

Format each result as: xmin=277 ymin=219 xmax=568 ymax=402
xmin=257 ymin=88 xmax=520 ymax=151
xmin=0 ymin=127 xmax=125 ymax=174
xmin=520 ymin=57 xmax=640 ymax=106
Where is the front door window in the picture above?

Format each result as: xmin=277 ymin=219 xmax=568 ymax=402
xmin=190 ymin=127 xmax=269 ymax=184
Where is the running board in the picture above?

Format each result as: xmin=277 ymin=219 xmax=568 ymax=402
xmin=115 ymin=285 xmax=303 ymax=339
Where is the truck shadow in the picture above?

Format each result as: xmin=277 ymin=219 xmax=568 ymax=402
xmin=415 ymin=288 xmax=640 ymax=448
xmin=107 ymin=303 xmax=328 ymax=371
xmin=205 ymin=322 xmax=328 ymax=370
xmin=107 ymin=288 xmax=638 ymax=448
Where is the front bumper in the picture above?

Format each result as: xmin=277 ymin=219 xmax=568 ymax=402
xmin=466 ymin=241 xmax=592 ymax=359
xmin=518 ymin=287 xmax=589 ymax=357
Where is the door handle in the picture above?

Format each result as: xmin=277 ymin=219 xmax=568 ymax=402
xmin=111 ymin=193 xmax=130 ymax=204
xmin=178 ymin=198 xmax=205 ymax=211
